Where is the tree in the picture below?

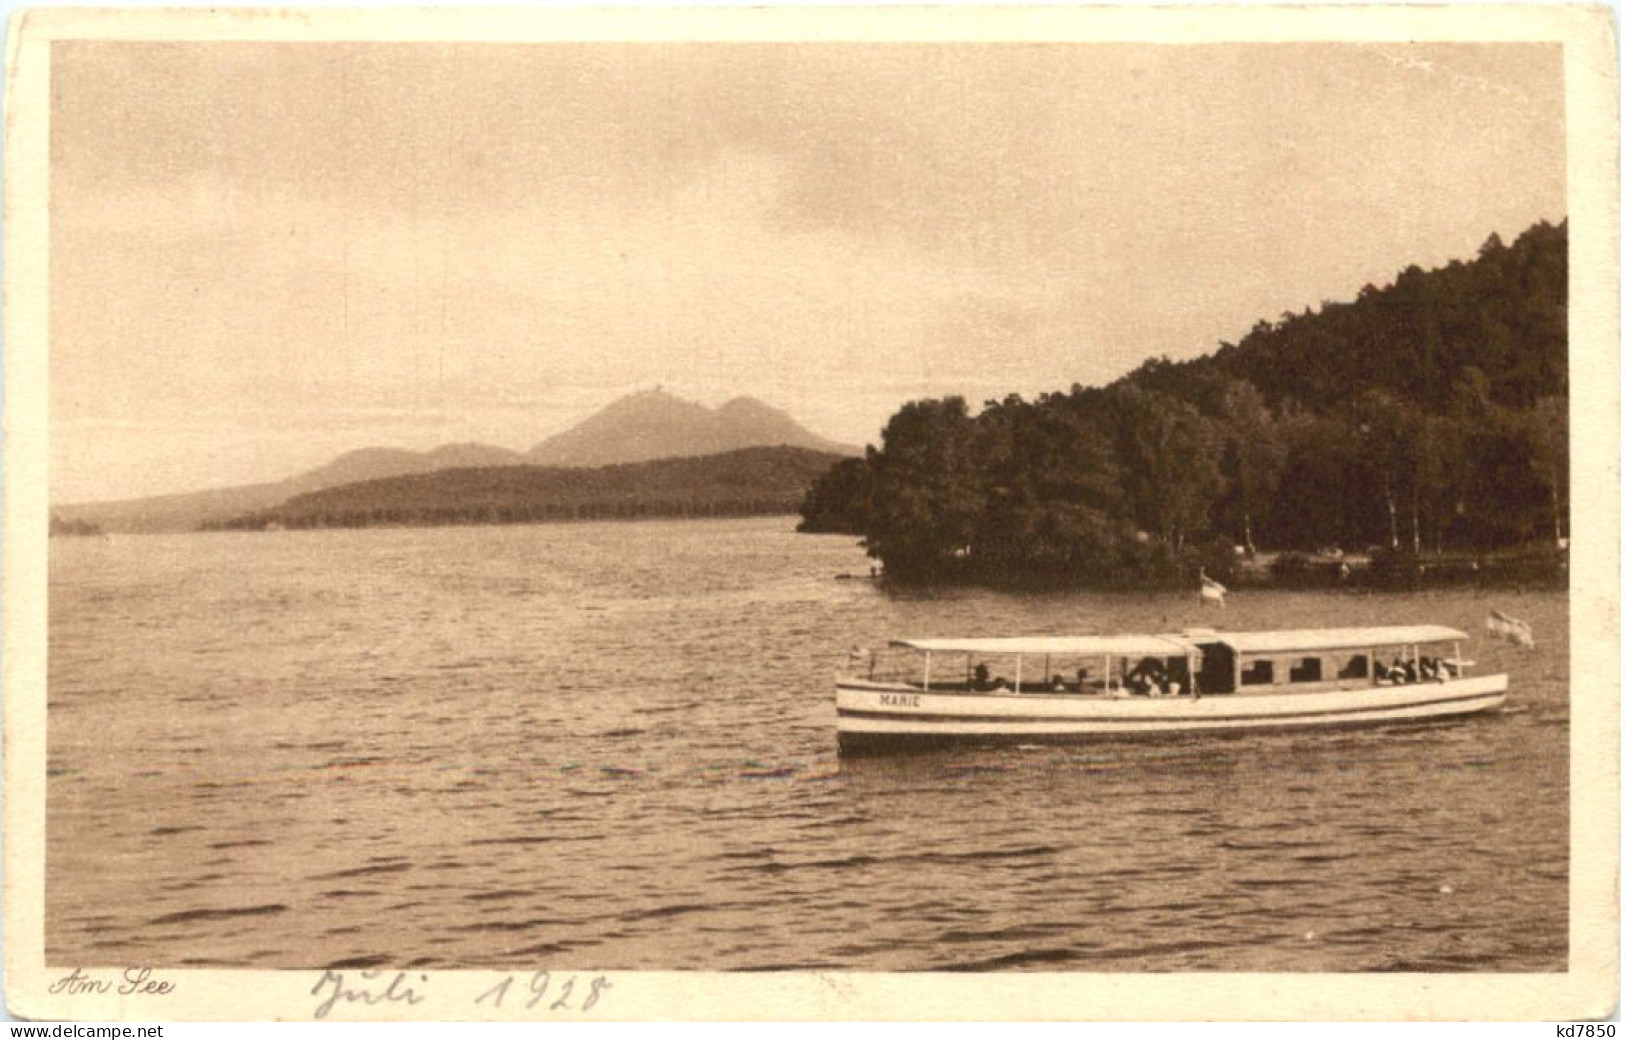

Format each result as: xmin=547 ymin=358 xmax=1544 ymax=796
xmin=863 ymin=397 xmax=989 ymax=578
xmin=1273 ymin=410 xmax=1359 ymax=550
xmin=1105 ymin=385 xmax=1222 ymax=551
xmin=1523 ymin=395 xmax=1569 ymax=546
xmin=1350 ymin=389 xmax=1419 ymax=551
xmin=797 ymin=456 xmax=873 ymax=534
xmin=1412 ymin=412 xmax=1466 ymax=554
xmin=1216 ymin=380 xmax=1285 ymax=551
xmin=971 ymin=396 xmax=1128 ymax=583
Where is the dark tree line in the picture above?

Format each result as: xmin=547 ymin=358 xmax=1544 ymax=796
xmin=50 ymin=515 xmax=104 ymax=537
xmin=207 ymin=446 xmax=844 ymax=532
xmin=209 ymin=497 xmax=807 ymax=531
xmin=798 ymin=221 xmax=1569 ymax=587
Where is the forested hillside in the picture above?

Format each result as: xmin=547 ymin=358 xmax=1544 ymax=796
xmin=211 ymin=446 xmax=844 ymax=531
xmin=799 ymin=221 xmax=1568 ymax=586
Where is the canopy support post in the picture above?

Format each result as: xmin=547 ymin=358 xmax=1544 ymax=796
xmin=1015 ymin=655 xmax=1023 ymax=694
xmin=923 ymin=652 xmax=931 ymax=691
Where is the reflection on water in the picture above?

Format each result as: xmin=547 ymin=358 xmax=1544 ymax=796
xmin=48 ymin=518 xmax=1567 ymax=971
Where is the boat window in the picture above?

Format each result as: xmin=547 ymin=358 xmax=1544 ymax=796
xmin=1289 ymin=657 xmax=1323 ymax=683
xmin=1338 ymin=654 xmax=1369 ymax=679
xmin=866 ymin=647 xmax=924 ymax=685
xmin=1240 ymin=660 xmax=1274 ymax=686
xmin=968 ymin=660 xmax=1016 ymax=692
xmin=1034 ymin=657 xmax=1098 ymax=693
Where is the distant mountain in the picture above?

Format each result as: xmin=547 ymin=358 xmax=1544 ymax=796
xmin=56 ymin=441 xmax=525 ymax=534
xmin=54 ymin=479 xmax=300 ymax=535
xmin=56 ymin=390 xmax=857 ymax=533
xmin=527 ymin=389 xmax=859 ymax=467
xmin=208 ymin=446 xmax=846 ymax=531
xmin=296 ymin=442 xmax=526 ymax=489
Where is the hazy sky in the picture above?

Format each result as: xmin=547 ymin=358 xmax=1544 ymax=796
xmin=50 ymin=42 xmax=1565 ymax=501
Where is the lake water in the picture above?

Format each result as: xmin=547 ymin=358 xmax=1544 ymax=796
xmin=47 ymin=517 xmax=1568 ymax=972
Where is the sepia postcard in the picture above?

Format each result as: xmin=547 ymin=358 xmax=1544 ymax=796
xmin=4 ymin=4 xmax=1619 ymax=1023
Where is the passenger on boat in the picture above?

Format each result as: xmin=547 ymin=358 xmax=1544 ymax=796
xmin=1051 ymin=674 xmax=1068 ymax=692
xmin=973 ymin=663 xmax=990 ymax=690
xmin=1403 ymin=659 xmax=1419 ymax=683
xmin=1128 ymin=657 xmax=1167 ymax=696
xmin=1374 ymin=660 xmax=1392 ymax=683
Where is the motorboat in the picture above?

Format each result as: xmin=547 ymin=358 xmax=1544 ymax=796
xmin=835 ymin=625 xmax=1506 ymax=753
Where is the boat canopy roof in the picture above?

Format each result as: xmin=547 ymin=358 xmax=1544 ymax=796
xmin=1210 ymin=626 xmax=1468 ymax=654
xmin=890 ymin=635 xmax=1198 ymax=656
xmin=888 ymin=626 xmax=1468 ymax=658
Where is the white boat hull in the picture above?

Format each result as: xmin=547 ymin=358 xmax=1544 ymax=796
xmin=835 ymin=674 xmax=1508 ymax=752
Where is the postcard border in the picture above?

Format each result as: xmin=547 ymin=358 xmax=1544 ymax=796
xmin=5 ymin=4 xmax=1618 ymax=1022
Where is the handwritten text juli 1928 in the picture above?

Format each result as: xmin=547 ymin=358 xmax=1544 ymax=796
xmin=310 ymin=969 xmax=611 ymax=1019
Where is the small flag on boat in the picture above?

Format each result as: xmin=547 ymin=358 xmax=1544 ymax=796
xmin=1200 ymin=573 xmax=1227 ymax=607
xmin=1486 ymin=610 xmax=1534 ymax=648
